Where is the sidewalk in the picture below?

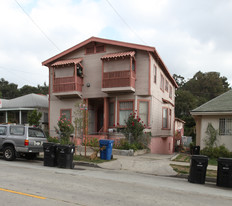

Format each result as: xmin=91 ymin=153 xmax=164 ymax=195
xmin=83 ymin=153 xmax=217 ymax=177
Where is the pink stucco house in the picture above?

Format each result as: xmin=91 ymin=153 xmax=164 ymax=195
xmin=42 ymin=37 xmax=178 ymax=154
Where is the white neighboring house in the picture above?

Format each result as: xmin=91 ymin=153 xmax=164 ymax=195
xmin=0 ymin=93 xmax=48 ymax=129
xmin=191 ymin=90 xmax=232 ymax=151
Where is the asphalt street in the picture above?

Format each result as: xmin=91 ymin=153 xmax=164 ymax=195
xmin=0 ymin=158 xmax=231 ymax=206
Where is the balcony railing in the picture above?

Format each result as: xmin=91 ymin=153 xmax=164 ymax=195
xmin=53 ymin=76 xmax=82 ymax=93
xmin=102 ymin=70 xmax=135 ymax=90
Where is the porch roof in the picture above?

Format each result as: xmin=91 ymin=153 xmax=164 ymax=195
xmin=0 ymin=93 xmax=48 ymax=110
xmin=51 ymin=58 xmax=83 ymax=66
xmin=101 ymin=51 xmax=135 ymax=60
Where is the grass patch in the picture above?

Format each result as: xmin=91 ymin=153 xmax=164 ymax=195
xmin=170 ymin=164 xmax=217 ymax=178
xmin=173 ymin=154 xmax=191 ymax=163
xmin=73 ymin=155 xmax=114 ymax=164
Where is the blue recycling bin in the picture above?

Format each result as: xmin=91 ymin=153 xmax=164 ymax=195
xmin=99 ymin=139 xmax=114 ymax=160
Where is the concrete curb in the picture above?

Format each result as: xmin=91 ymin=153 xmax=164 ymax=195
xmin=174 ymin=173 xmax=217 ymax=183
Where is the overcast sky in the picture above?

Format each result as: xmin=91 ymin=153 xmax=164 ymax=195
xmin=0 ymin=0 xmax=231 ymax=88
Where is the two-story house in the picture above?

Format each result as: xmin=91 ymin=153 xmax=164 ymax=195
xmin=42 ymin=37 xmax=178 ymax=154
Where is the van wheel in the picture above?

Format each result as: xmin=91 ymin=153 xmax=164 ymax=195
xmin=3 ymin=146 xmax=16 ymax=161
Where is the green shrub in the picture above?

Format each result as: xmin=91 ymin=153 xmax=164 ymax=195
xmin=201 ymin=145 xmax=232 ymax=158
xmin=84 ymin=138 xmax=99 ymax=147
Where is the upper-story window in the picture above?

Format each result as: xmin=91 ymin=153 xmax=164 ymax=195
xmin=154 ymin=65 xmax=157 ymax=84
xmin=85 ymin=44 xmax=105 ymax=54
xmin=165 ymin=79 xmax=169 ymax=92
xmin=160 ymin=74 xmax=164 ymax=91
xmin=169 ymin=85 xmax=172 ymax=99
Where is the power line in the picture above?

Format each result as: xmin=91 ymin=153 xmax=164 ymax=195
xmin=14 ymin=0 xmax=60 ymax=51
xmin=105 ymin=0 xmax=147 ymax=45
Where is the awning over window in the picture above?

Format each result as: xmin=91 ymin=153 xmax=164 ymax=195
xmin=101 ymin=51 xmax=135 ymax=60
xmin=51 ymin=58 xmax=83 ymax=66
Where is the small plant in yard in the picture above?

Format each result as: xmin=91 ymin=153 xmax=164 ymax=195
xmin=54 ymin=114 xmax=74 ymax=145
xmin=28 ymin=109 xmax=42 ymax=127
xmin=120 ymin=112 xmax=151 ymax=150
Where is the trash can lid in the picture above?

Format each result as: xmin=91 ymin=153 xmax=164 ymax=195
xmin=191 ymin=155 xmax=208 ymax=160
xmin=217 ymin=157 xmax=232 ymax=162
xmin=99 ymin=139 xmax=114 ymax=144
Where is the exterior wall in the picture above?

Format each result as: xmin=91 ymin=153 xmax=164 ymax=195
xmin=149 ymin=137 xmax=173 ymax=154
xmin=196 ymin=115 xmax=232 ymax=151
xmin=104 ymin=58 xmax=130 ymax=72
xmin=55 ymin=66 xmax=74 ymax=78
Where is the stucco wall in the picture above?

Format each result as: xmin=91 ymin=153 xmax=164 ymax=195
xmin=197 ymin=115 xmax=232 ymax=151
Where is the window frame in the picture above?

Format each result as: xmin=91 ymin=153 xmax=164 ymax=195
xmin=162 ymin=107 xmax=171 ymax=130
xmin=169 ymin=85 xmax=172 ymax=99
xmin=137 ymin=100 xmax=150 ymax=127
xmin=154 ymin=64 xmax=157 ymax=84
xmin=219 ymin=118 xmax=232 ymax=136
xmin=160 ymin=74 xmax=164 ymax=92
xmin=117 ymin=100 xmax=134 ymax=126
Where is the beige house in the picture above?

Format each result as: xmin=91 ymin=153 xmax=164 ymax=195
xmin=191 ymin=90 xmax=232 ymax=150
xmin=42 ymin=37 xmax=178 ymax=154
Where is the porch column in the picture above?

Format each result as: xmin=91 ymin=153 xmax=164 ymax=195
xmin=19 ymin=110 xmax=22 ymax=124
xmin=103 ymin=97 xmax=109 ymax=133
xmin=5 ymin=111 xmax=8 ymax=123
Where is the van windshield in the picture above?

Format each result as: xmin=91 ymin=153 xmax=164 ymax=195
xmin=29 ymin=128 xmax=45 ymax=138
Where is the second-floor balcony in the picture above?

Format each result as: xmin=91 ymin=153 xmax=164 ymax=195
xmin=102 ymin=70 xmax=135 ymax=93
xmin=53 ymin=76 xmax=83 ymax=98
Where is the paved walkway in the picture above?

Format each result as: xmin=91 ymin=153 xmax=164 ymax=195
xmin=95 ymin=153 xmax=217 ymax=176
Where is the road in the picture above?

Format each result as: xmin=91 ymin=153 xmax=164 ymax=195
xmin=0 ymin=158 xmax=232 ymax=206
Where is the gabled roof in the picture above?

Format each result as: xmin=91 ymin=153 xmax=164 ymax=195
xmin=191 ymin=90 xmax=232 ymax=114
xmin=0 ymin=93 xmax=48 ymax=109
xmin=42 ymin=36 xmax=178 ymax=88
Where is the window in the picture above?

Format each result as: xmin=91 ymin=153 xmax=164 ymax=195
xmin=119 ymin=101 xmax=133 ymax=125
xmin=60 ymin=109 xmax=71 ymax=121
xmin=0 ymin=126 xmax=7 ymax=135
xmin=160 ymin=74 xmax=164 ymax=91
xmin=169 ymin=85 xmax=172 ymax=99
xmin=86 ymin=45 xmax=105 ymax=54
xmin=96 ymin=45 xmax=105 ymax=53
xmin=109 ymin=102 xmax=115 ymax=126
xmin=162 ymin=108 xmax=168 ymax=129
xmin=165 ymin=79 xmax=168 ymax=92
xmin=154 ymin=65 xmax=157 ymax=83
xmin=29 ymin=128 xmax=45 ymax=138
xmin=219 ymin=118 xmax=232 ymax=135
xmin=139 ymin=101 xmax=149 ymax=126
xmin=10 ymin=126 xmax=25 ymax=136
xmin=132 ymin=59 xmax=136 ymax=71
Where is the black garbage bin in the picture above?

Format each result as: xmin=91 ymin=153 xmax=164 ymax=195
xmin=188 ymin=155 xmax=208 ymax=184
xmin=43 ymin=142 xmax=57 ymax=167
xmin=56 ymin=145 xmax=75 ymax=169
xmin=191 ymin=146 xmax=200 ymax=155
xmin=217 ymin=157 xmax=232 ymax=188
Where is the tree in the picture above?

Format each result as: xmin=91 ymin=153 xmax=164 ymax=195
xmin=28 ymin=109 xmax=42 ymax=127
xmin=0 ymin=78 xmax=19 ymax=99
xmin=173 ymin=74 xmax=186 ymax=88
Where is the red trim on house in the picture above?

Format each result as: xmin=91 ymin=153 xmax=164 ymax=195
xmin=137 ymin=99 xmax=150 ymax=127
xmin=117 ymin=99 xmax=135 ymax=126
xmin=103 ymin=97 xmax=109 ymax=133
xmin=148 ymin=52 xmax=151 ymax=95
xmin=48 ymin=67 xmax=52 ymax=134
xmin=101 ymin=61 xmax=104 ymax=88
xmin=42 ymin=36 xmax=178 ymax=88
xmin=162 ymin=98 xmax=174 ymax=107
xmin=162 ymin=107 xmax=170 ymax=130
